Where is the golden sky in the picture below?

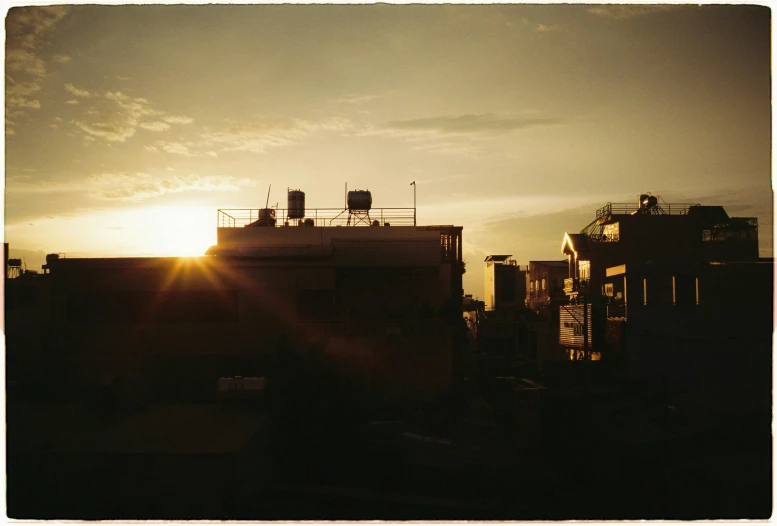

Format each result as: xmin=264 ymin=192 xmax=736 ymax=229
xmin=4 ymin=4 xmax=772 ymax=298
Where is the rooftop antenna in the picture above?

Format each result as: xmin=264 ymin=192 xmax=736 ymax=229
xmin=265 ymin=184 xmax=272 ymax=209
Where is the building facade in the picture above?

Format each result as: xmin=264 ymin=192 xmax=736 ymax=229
xmin=483 ymin=255 xmax=527 ymax=311
xmin=559 ymin=193 xmax=763 ymax=366
xmin=525 ymin=260 xmax=568 ymax=311
xmin=42 ymin=203 xmax=465 ymax=405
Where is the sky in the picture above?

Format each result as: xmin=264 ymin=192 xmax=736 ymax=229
xmin=4 ymin=4 xmax=772 ymax=299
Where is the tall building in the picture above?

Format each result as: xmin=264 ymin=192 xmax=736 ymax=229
xmin=483 ymin=255 xmax=526 ymax=311
xmin=41 ymin=190 xmax=465 ymax=404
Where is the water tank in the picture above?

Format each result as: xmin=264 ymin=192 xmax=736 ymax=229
xmin=347 ymin=190 xmax=372 ymax=211
xmin=246 ymin=208 xmax=276 ymax=227
xmin=45 ymin=254 xmax=59 ymax=265
xmin=288 ymin=189 xmax=305 ymax=219
xmin=259 ymin=208 xmax=276 ymax=226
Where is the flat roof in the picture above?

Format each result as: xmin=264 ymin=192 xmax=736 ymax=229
xmin=484 ymin=255 xmax=513 ymax=262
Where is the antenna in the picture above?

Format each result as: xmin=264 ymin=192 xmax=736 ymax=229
xmin=265 ymin=184 xmax=272 ymax=209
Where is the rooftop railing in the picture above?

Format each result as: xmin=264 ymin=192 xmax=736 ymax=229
xmin=596 ymin=202 xmax=700 ymax=220
xmin=218 ymin=208 xmax=417 ymax=228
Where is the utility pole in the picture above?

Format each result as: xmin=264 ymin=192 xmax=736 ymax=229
xmin=410 ymin=181 xmax=416 ymax=226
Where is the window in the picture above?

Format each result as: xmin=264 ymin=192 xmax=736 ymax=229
xmin=603 ymin=222 xmax=620 ymax=241
xmin=579 ymin=260 xmax=590 ymax=281
xmin=541 ymin=278 xmax=546 ymax=291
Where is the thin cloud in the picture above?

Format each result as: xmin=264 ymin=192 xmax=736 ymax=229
xmin=378 ymin=113 xmax=564 ymax=135
xmin=7 ymin=49 xmax=46 ymax=77
xmin=71 ymin=91 xmax=194 ymax=142
xmin=331 ymin=93 xmax=382 ymax=105
xmin=536 ymin=23 xmax=561 ymax=33
xmin=155 ymin=141 xmax=197 ymax=156
xmin=5 ymin=6 xmax=70 ymax=128
xmin=163 ymin=115 xmax=194 ymax=124
xmin=587 ymin=5 xmax=678 ymax=20
xmin=198 ymin=117 xmax=352 ymax=154
xmin=74 ymin=120 xmax=137 ymax=142
xmin=88 ymin=172 xmax=257 ymax=201
xmin=139 ymin=121 xmax=171 ymax=131
xmin=6 ymin=6 xmax=69 ymax=52
xmin=65 ymin=99 xmax=79 ymax=105
xmin=64 ymin=83 xmax=91 ymax=98
xmin=7 ymin=171 xmax=257 ymax=202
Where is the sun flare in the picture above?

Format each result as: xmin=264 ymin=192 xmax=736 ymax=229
xmin=142 ymin=205 xmax=217 ymax=257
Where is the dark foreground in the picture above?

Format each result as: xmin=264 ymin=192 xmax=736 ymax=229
xmin=7 ymin=370 xmax=772 ymax=520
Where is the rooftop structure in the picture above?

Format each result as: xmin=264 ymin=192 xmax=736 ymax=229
xmin=483 ymin=254 xmax=525 ymax=312
xmin=558 ymin=192 xmax=763 ymax=363
xmin=40 ymin=188 xmax=465 ymax=405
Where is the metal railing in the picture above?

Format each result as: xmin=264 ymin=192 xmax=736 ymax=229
xmin=588 ymin=234 xmax=620 ymax=243
xmin=596 ymin=202 xmax=700 ymax=220
xmin=563 ymin=278 xmax=590 ymax=294
xmin=218 ymin=208 xmax=416 ymax=228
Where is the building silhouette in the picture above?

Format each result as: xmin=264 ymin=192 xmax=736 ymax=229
xmin=41 ymin=192 xmax=465 ymax=407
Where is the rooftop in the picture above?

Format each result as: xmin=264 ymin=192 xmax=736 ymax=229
xmin=218 ymin=207 xmax=416 ymax=228
xmin=484 ymin=255 xmax=513 ymax=262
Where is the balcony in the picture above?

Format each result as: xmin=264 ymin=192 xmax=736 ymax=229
xmin=563 ymin=278 xmax=590 ymax=295
xmin=588 ymin=233 xmax=620 ymax=243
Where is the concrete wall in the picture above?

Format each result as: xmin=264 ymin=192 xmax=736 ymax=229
xmin=46 ymin=256 xmax=458 ymax=400
xmin=217 ymin=225 xmax=440 ymax=248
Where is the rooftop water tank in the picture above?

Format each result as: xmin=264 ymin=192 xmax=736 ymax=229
xmin=641 ymin=194 xmax=658 ymax=209
xmin=348 ymin=190 xmax=372 ymax=211
xmin=246 ymin=208 xmax=276 ymax=227
xmin=288 ymin=189 xmax=305 ymax=219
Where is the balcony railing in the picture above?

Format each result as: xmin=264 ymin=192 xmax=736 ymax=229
xmin=563 ymin=278 xmax=590 ymax=295
xmin=588 ymin=234 xmax=620 ymax=243
xmin=218 ymin=208 xmax=416 ymax=228
xmin=596 ymin=202 xmax=700 ymax=220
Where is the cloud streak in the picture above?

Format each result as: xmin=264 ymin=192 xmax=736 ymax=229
xmin=71 ymin=91 xmax=194 ymax=142
xmin=89 ymin=172 xmax=257 ymax=201
xmin=587 ymin=5 xmax=678 ymax=20
xmin=380 ymin=113 xmax=564 ymax=135
xmin=359 ymin=112 xmax=565 ymax=157
xmin=142 ymin=117 xmax=352 ymax=157
xmin=64 ymin=83 xmax=91 ymax=98
xmin=200 ymin=117 xmax=352 ymax=154
xmin=7 ymin=171 xmax=257 ymax=202
xmin=536 ymin=23 xmax=561 ymax=33
xmin=331 ymin=93 xmax=382 ymax=105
